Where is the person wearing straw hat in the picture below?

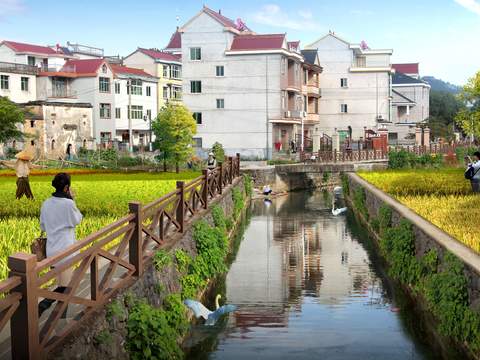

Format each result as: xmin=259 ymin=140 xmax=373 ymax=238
xmin=0 ymin=149 xmax=36 ymax=199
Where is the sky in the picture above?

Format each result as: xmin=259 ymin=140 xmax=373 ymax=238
xmin=0 ymin=0 xmax=479 ymax=85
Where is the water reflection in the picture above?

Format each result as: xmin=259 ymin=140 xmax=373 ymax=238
xmin=186 ymin=191 xmax=443 ymax=360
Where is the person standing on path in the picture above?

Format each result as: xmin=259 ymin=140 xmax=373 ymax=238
xmin=0 ymin=149 xmax=37 ymax=199
xmin=207 ymin=152 xmax=217 ymax=170
xmin=466 ymin=151 xmax=480 ymax=193
xmin=38 ymin=172 xmax=83 ymax=316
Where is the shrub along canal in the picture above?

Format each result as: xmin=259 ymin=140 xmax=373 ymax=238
xmin=184 ymin=190 xmax=464 ymax=359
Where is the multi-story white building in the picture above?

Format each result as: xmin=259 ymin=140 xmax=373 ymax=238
xmin=110 ymin=64 xmax=158 ymax=148
xmin=180 ymin=6 xmax=321 ymax=159
xmin=306 ymin=32 xmax=393 ymax=142
xmin=390 ymin=63 xmax=430 ymax=144
xmin=123 ymin=48 xmax=182 ymax=110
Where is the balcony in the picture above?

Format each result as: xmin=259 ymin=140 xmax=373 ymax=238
xmin=306 ymin=82 xmax=321 ymax=97
xmin=48 ymin=88 xmax=77 ymax=99
xmin=0 ymin=61 xmax=38 ymax=75
xmin=284 ymin=110 xmax=303 ymax=119
xmin=306 ymin=113 xmax=320 ymax=123
xmin=40 ymin=65 xmax=76 ymax=73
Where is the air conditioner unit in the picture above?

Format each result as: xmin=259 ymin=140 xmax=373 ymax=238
xmin=302 ymin=111 xmax=307 ymax=117
xmin=285 ymin=111 xmax=291 ymax=117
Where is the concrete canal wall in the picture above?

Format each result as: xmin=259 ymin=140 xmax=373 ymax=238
xmin=48 ymin=177 xmax=249 ymax=360
xmin=346 ymin=173 xmax=480 ymax=359
xmin=242 ymin=160 xmax=388 ymax=192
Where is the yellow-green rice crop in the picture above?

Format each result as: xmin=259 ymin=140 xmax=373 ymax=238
xmin=358 ymin=168 xmax=480 ymax=253
xmin=0 ymin=171 xmax=199 ymax=280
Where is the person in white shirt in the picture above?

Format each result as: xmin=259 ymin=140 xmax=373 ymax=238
xmin=207 ymin=152 xmax=217 ymax=170
xmin=38 ymin=173 xmax=83 ymax=317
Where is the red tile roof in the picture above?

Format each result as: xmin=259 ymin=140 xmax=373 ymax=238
xmin=2 ymin=40 xmax=58 ymax=55
xmin=203 ymin=6 xmax=237 ymax=28
xmin=392 ymin=63 xmax=419 ymax=75
xmin=61 ymin=58 xmax=105 ymax=74
xmin=110 ymin=64 xmax=155 ymax=78
xmin=230 ymin=34 xmax=286 ymax=51
xmin=165 ymin=30 xmax=181 ymax=49
xmin=138 ymin=48 xmax=181 ymax=62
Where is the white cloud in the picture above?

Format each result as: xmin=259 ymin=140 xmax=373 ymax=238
xmin=0 ymin=0 xmax=24 ymax=17
xmin=454 ymin=0 xmax=480 ymax=15
xmin=252 ymin=4 xmax=322 ymax=31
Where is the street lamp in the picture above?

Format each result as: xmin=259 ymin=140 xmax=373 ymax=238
xmin=144 ymin=114 xmax=153 ymax=152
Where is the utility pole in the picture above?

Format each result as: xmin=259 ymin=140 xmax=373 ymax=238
xmin=128 ymin=79 xmax=133 ymax=153
xmin=265 ymin=56 xmax=269 ymax=160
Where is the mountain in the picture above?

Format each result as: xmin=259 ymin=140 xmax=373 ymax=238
xmin=421 ymin=76 xmax=462 ymax=94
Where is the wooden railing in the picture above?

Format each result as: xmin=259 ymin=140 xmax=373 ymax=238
xmin=301 ymin=144 xmax=458 ymax=164
xmin=1 ymin=154 xmax=241 ymax=359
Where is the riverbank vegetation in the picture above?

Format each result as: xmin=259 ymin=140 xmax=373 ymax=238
xmin=122 ymin=179 xmax=250 ymax=359
xmin=358 ymin=168 xmax=480 ymax=252
xmin=348 ymin=187 xmax=480 ymax=356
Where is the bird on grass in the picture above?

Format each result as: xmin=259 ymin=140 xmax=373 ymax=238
xmin=184 ymin=294 xmax=237 ymax=326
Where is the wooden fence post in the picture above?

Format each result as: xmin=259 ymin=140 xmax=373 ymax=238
xmin=229 ymin=157 xmax=233 ymax=184
xmin=236 ymin=153 xmax=241 ymax=177
xmin=128 ymin=201 xmax=143 ymax=276
xmin=176 ymin=181 xmax=185 ymax=233
xmin=9 ymin=253 xmax=39 ymax=360
xmin=218 ymin=163 xmax=223 ymax=194
xmin=202 ymin=170 xmax=208 ymax=209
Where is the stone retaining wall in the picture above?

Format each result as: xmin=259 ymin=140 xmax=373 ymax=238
xmin=48 ymin=178 xmax=247 ymax=360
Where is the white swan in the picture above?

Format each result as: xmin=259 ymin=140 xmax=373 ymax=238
xmin=331 ymin=196 xmax=347 ymax=216
xmin=184 ymin=294 xmax=236 ymax=326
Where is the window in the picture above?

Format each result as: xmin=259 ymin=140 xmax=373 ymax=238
xmin=99 ymin=77 xmax=110 ymax=93
xmin=281 ymin=58 xmax=286 ymax=75
xmin=216 ymin=99 xmax=224 ymax=109
xmin=115 ymin=108 xmax=121 ymax=119
xmin=30 ymin=120 xmax=35 ymax=128
xmin=115 ymin=82 xmax=120 ymax=94
xmin=21 ymin=77 xmax=29 ymax=91
xmin=27 ymin=56 xmax=35 ymax=66
xmin=340 ymin=78 xmax=348 ymax=88
xmin=172 ymin=86 xmax=182 ymax=100
xmin=340 ymin=104 xmax=348 ymax=113
xmin=314 ymin=98 xmax=319 ymax=114
xmin=0 ymin=75 xmax=9 ymax=90
xmin=193 ymin=112 xmax=202 ymax=125
xmin=100 ymin=103 xmax=111 ymax=118
xmin=303 ymin=95 xmax=307 ymax=112
xmin=216 ymin=65 xmax=224 ymax=77
xmin=163 ymin=65 xmax=169 ymax=78
xmin=163 ymin=87 xmax=168 ymax=99
xmin=102 ymin=64 xmax=108 ymax=73
xmin=193 ymin=137 xmax=202 ymax=148
xmin=146 ymin=86 xmax=151 ymax=96
xmin=51 ymin=139 xmax=55 ymax=150
xmin=146 ymin=109 xmax=152 ymax=120
xmin=170 ymin=65 xmax=181 ymax=79
xmin=303 ymin=69 xmax=308 ymax=85
xmin=355 ymin=56 xmax=366 ymax=67
xmin=190 ymin=81 xmax=201 ymax=93
xmin=128 ymin=105 xmax=143 ymax=119
xmin=128 ymin=79 xmax=142 ymax=95
xmin=190 ymin=47 xmax=201 ymax=60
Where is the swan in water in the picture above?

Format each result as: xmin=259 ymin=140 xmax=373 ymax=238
xmin=331 ymin=196 xmax=347 ymax=216
xmin=184 ymin=294 xmax=237 ymax=326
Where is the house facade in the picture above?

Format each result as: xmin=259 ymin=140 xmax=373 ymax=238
xmin=180 ymin=6 xmax=321 ymax=159
xmin=390 ymin=71 xmax=430 ymax=144
xmin=123 ymin=48 xmax=182 ymax=110
xmin=110 ymin=64 xmax=158 ymax=148
xmin=306 ymin=33 xmax=392 ymax=142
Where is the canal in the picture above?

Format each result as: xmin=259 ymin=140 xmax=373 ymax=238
xmin=185 ymin=190 xmax=460 ymax=359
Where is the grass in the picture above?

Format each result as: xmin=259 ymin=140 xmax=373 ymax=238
xmin=0 ymin=170 xmax=199 ymax=280
xmin=358 ymin=168 xmax=480 ymax=252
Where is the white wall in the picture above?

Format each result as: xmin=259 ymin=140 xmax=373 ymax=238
xmin=182 ymin=12 xmax=278 ymax=159
xmin=0 ymin=71 xmax=36 ymax=103
xmin=310 ymin=35 xmax=391 ymax=139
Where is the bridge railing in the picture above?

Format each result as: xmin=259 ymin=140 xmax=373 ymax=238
xmin=3 ymin=154 xmax=242 ymax=359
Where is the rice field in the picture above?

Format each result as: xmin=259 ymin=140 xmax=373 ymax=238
xmin=358 ymin=168 xmax=480 ymax=252
xmin=0 ymin=171 xmax=199 ymax=280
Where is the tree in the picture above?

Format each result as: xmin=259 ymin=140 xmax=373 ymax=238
xmin=455 ymin=71 xmax=480 ymax=142
xmin=428 ymin=90 xmax=465 ymax=140
xmin=152 ymin=104 xmax=196 ymax=173
xmin=211 ymin=142 xmax=225 ymax=162
xmin=0 ymin=96 xmax=25 ymax=143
